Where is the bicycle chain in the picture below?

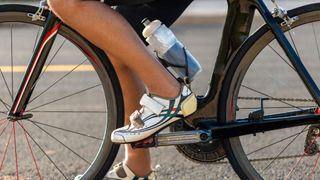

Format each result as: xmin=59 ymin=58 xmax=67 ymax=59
xmin=212 ymin=154 xmax=304 ymax=164
xmin=238 ymin=96 xmax=314 ymax=102
xmin=208 ymin=96 xmax=315 ymax=164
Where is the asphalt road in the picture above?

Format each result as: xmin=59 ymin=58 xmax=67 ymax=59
xmin=1 ymin=2 xmax=320 ymax=180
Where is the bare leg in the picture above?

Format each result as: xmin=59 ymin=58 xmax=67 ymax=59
xmin=48 ymin=0 xmax=180 ymax=98
xmin=47 ymin=0 xmax=180 ymax=176
xmin=111 ymin=59 xmax=152 ymax=176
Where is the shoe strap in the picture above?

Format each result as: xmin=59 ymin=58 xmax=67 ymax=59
xmin=139 ymin=94 xmax=165 ymax=115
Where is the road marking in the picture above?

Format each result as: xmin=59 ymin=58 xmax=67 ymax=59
xmin=0 ymin=65 xmax=94 ymax=72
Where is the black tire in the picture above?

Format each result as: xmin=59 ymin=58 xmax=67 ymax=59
xmin=0 ymin=4 xmax=123 ymax=179
xmin=219 ymin=3 xmax=320 ymax=179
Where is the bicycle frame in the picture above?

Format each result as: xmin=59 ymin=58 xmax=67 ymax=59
xmin=185 ymin=0 xmax=320 ymax=138
xmin=7 ymin=0 xmax=320 ymax=139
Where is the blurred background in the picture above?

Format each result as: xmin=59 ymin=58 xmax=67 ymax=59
xmin=0 ymin=0 xmax=320 ymax=179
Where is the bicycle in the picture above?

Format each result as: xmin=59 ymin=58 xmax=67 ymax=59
xmin=1 ymin=0 xmax=320 ymax=179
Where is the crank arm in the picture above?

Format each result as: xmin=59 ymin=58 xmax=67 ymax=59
xmin=131 ymin=130 xmax=212 ymax=148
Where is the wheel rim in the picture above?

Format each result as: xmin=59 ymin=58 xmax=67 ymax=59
xmin=0 ymin=11 xmax=118 ymax=179
xmin=223 ymin=9 xmax=320 ymax=179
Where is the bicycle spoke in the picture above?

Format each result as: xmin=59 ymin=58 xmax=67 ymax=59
xmin=247 ymin=129 xmax=308 ymax=156
xmin=29 ymin=59 xmax=88 ymax=104
xmin=0 ymin=121 xmax=9 ymax=137
xmin=0 ymin=98 xmax=10 ymax=111
xmin=262 ymin=126 xmax=309 ymax=174
xmin=33 ymin=26 xmax=41 ymax=52
xmin=0 ymin=117 xmax=8 ymax=122
xmin=268 ymin=45 xmax=295 ymax=71
xmin=0 ymin=124 xmax=13 ymax=172
xmin=27 ymin=84 xmax=102 ymax=111
xmin=287 ymin=29 xmax=301 ymax=58
xmin=0 ymin=120 xmax=5 ymax=127
xmin=307 ymin=152 xmax=320 ymax=179
xmin=29 ymin=120 xmax=91 ymax=164
xmin=13 ymin=122 xmax=19 ymax=179
xmin=18 ymin=122 xmax=42 ymax=179
xmin=31 ymin=39 xmax=67 ymax=90
xmin=21 ymin=123 xmax=68 ymax=179
xmin=312 ymin=23 xmax=320 ymax=62
xmin=10 ymin=23 xmax=13 ymax=101
xmin=0 ymin=111 xmax=7 ymax=115
xmin=285 ymin=136 xmax=320 ymax=179
xmin=29 ymin=110 xmax=106 ymax=114
xmin=0 ymin=68 xmax=13 ymax=101
xmin=41 ymin=39 xmax=66 ymax=75
xmin=241 ymin=85 xmax=302 ymax=110
xmin=27 ymin=119 xmax=102 ymax=140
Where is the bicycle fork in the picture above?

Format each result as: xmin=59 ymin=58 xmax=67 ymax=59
xmin=8 ymin=8 xmax=61 ymax=119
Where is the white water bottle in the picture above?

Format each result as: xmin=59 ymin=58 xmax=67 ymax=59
xmin=142 ymin=19 xmax=202 ymax=83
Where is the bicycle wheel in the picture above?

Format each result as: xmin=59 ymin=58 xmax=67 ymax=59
xmin=219 ymin=3 xmax=320 ymax=179
xmin=0 ymin=5 xmax=123 ymax=179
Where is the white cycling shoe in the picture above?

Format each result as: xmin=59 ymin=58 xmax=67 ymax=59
xmin=111 ymin=85 xmax=197 ymax=144
xmin=106 ymin=162 xmax=158 ymax=180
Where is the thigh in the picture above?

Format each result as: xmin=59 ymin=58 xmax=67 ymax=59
xmin=115 ymin=0 xmax=193 ymax=43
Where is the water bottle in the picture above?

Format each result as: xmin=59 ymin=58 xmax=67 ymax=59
xmin=142 ymin=19 xmax=202 ymax=83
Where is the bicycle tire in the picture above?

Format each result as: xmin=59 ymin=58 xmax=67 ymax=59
xmin=219 ymin=3 xmax=320 ymax=179
xmin=0 ymin=4 xmax=123 ymax=179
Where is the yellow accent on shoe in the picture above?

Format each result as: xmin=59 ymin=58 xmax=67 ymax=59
xmin=181 ymin=94 xmax=197 ymax=117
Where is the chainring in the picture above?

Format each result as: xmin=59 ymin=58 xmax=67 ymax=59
xmin=170 ymin=119 xmax=226 ymax=163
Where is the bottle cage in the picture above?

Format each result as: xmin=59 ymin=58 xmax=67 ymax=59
xmin=157 ymin=47 xmax=191 ymax=84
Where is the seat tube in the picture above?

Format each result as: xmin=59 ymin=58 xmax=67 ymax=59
xmin=254 ymin=0 xmax=320 ymax=106
xmin=9 ymin=12 xmax=62 ymax=116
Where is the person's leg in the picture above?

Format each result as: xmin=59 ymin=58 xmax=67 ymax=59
xmin=111 ymin=58 xmax=152 ymax=176
xmin=48 ymin=0 xmax=180 ymax=98
xmin=114 ymin=0 xmax=193 ymax=176
xmin=47 ymin=0 xmax=178 ymax=176
xmin=47 ymin=0 xmax=193 ymax=177
xmin=47 ymin=0 xmax=158 ymax=176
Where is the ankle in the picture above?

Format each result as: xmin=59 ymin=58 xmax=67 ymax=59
xmin=124 ymin=160 xmax=152 ymax=177
xmin=150 ymin=83 xmax=181 ymax=99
